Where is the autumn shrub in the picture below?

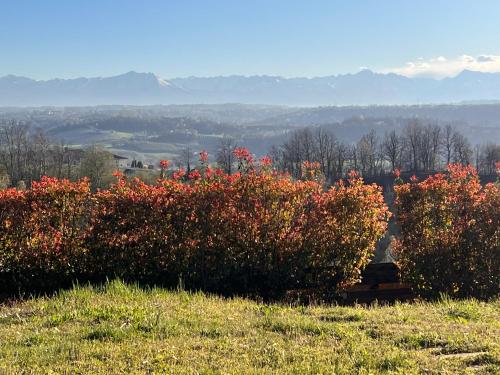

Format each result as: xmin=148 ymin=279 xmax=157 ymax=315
xmin=0 ymin=150 xmax=390 ymax=297
xmin=0 ymin=177 xmax=93 ymax=291
xmin=393 ymin=165 xmax=500 ymax=299
xmin=0 ymin=188 xmax=29 ymax=277
xmin=88 ymin=176 xmax=199 ymax=286
xmin=304 ymin=172 xmax=390 ymax=291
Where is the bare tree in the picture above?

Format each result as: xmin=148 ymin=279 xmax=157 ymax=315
xmin=428 ymin=124 xmax=442 ymax=171
xmin=441 ymin=124 xmax=455 ymax=166
xmin=0 ymin=121 xmax=30 ymax=185
xmin=333 ymin=141 xmax=349 ymax=179
xmin=474 ymin=144 xmax=481 ymax=172
xmin=477 ymin=143 xmax=500 ymax=174
xmin=0 ymin=167 xmax=9 ymax=189
xmin=452 ymin=132 xmax=473 ymax=165
xmin=382 ymin=129 xmax=402 ymax=172
xmin=279 ymin=129 xmax=307 ymax=178
xmin=357 ymin=130 xmax=379 ymax=177
xmin=29 ymin=128 xmax=52 ymax=181
xmin=313 ymin=128 xmax=337 ymax=180
xmin=175 ymin=146 xmax=194 ymax=172
xmin=49 ymin=142 xmax=68 ymax=179
xmin=403 ymin=120 xmax=423 ymax=172
xmin=349 ymin=144 xmax=358 ymax=174
xmin=269 ymin=144 xmax=283 ymax=170
xmin=63 ymin=147 xmax=82 ymax=180
xmin=415 ymin=124 xmax=441 ymax=172
xmin=215 ymin=137 xmax=237 ymax=174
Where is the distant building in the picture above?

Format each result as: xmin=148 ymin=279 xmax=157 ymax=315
xmin=113 ymin=154 xmax=128 ymax=169
xmin=61 ymin=147 xmax=128 ymax=169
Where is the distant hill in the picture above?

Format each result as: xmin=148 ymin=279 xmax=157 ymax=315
xmin=4 ymin=70 xmax=500 ymax=106
xmin=1 ymin=104 xmax=499 ymax=163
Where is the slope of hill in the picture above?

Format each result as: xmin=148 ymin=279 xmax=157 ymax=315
xmin=1 ymin=104 xmax=499 ymax=163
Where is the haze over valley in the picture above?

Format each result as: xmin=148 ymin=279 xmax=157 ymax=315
xmin=2 ymin=102 xmax=499 ymax=165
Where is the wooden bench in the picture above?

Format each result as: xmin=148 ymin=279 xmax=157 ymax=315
xmin=342 ymin=262 xmax=414 ymax=304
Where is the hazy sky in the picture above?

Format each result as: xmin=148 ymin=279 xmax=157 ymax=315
xmin=1 ymin=0 xmax=500 ymax=79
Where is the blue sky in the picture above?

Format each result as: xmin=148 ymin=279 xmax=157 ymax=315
xmin=1 ymin=0 xmax=500 ymax=79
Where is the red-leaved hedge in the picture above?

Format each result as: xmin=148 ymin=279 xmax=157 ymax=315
xmin=393 ymin=165 xmax=500 ymax=299
xmin=0 ymin=152 xmax=390 ymax=297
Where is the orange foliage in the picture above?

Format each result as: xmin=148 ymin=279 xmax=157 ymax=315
xmin=0 ymin=149 xmax=390 ymax=296
xmin=394 ymin=165 xmax=500 ymax=299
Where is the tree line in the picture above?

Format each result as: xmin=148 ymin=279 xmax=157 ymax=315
xmin=268 ymin=120 xmax=499 ymax=182
xmin=2 ymin=119 xmax=499 ymax=190
xmin=0 ymin=121 xmax=116 ymax=190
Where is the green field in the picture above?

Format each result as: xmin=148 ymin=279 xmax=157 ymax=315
xmin=0 ymin=281 xmax=498 ymax=374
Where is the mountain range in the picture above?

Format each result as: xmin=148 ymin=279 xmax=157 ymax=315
xmin=2 ymin=70 xmax=500 ymax=107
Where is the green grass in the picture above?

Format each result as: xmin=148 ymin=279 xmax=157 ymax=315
xmin=0 ymin=281 xmax=498 ymax=374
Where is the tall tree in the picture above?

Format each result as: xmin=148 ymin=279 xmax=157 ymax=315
xmin=382 ymin=129 xmax=402 ymax=172
xmin=452 ymin=132 xmax=473 ymax=165
xmin=79 ymin=145 xmax=115 ymax=190
xmin=357 ymin=130 xmax=379 ymax=177
xmin=176 ymin=146 xmax=194 ymax=172
xmin=0 ymin=121 xmax=30 ymax=185
xmin=215 ymin=137 xmax=237 ymax=174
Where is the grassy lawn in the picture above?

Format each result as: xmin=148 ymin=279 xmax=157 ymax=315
xmin=0 ymin=281 xmax=498 ymax=374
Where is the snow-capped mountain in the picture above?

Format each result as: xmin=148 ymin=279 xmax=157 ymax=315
xmin=2 ymin=70 xmax=500 ymax=106
xmin=0 ymin=71 xmax=187 ymax=106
